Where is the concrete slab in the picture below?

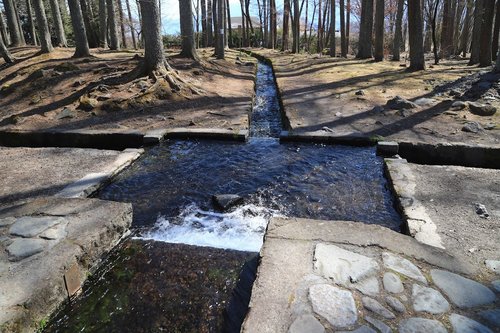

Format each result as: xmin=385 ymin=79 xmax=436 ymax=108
xmin=242 ymin=218 xmax=497 ymax=333
xmin=0 ymin=197 xmax=132 ymax=332
xmin=385 ymin=159 xmax=500 ymax=270
xmin=0 ymin=147 xmax=142 ymax=206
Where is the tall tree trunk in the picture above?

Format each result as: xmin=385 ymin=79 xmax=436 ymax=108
xmin=3 ymin=0 xmax=24 ymax=46
xmin=201 ymin=0 xmax=207 ymax=46
xmin=49 ymin=0 xmax=67 ymax=46
xmin=226 ymin=0 xmax=231 ymax=47
xmin=215 ymin=0 xmax=224 ymax=58
xmin=223 ymin=0 xmax=227 ymax=48
xmin=432 ymin=0 xmax=441 ymax=64
xmin=461 ymin=0 xmax=473 ymax=57
xmin=317 ymin=0 xmax=322 ymax=52
xmin=179 ymin=0 xmax=199 ymax=59
xmin=329 ymin=0 xmax=335 ymax=56
xmin=440 ymin=0 xmax=453 ymax=58
xmin=340 ymin=0 xmax=346 ymax=57
xmin=32 ymin=0 xmax=54 ymax=52
xmin=263 ymin=0 xmax=268 ymax=46
xmin=99 ymin=0 xmax=108 ymax=47
xmin=0 ymin=37 xmax=13 ymax=62
xmin=304 ymin=0 xmax=308 ymax=50
xmin=357 ymin=0 xmax=374 ymax=58
xmin=392 ymin=0 xmax=404 ymax=61
xmin=453 ymin=0 xmax=465 ymax=54
xmin=282 ymin=0 xmax=290 ymax=50
xmin=68 ymin=0 xmax=90 ymax=57
xmin=107 ymin=0 xmax=120 ymax=49
xmin=126 ymin=0 xmax=136 ymax=49
xmin=118 ymin=0 xmax=128 ymax=48
xmin=138 ymin=0 xmax=169 ymax=74
xmin=469 ymin=0 xmax=483 ymax=65
xmin=13 ymin=1 xmax=25 ymax=45
xmin=26 ymin=0 xmax=38 ymax=45
xmin=239 ymin=0 xmax=246 ymax=45
xmin=269 ymin=0 xmax=276 ymax=48
xmin=479 ymin=0 xmax=495 ymax=67
xmin=346 ymin=0 xmax=350 ymax=53
xmin=307 ymin=1 xmax=316 ymax=51
xmin=374 ymin=0 xmax=384 ymax=61
xmin=292 ymin=0 xmax=299 ymax=53
xmin=0 ymin=11 xmax=9 ymax=45
xmin=207 ymin=0 xmax=213 ymax=45
xmin=492 ymin=0 xmax=500 ymax=60
xmin=408 ymin=0 xmax=425 ymax=70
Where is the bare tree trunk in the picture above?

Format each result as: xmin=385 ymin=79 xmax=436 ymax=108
xmin=492 ymin=0 xmax=500 ymax=60
xmin=392 ymin=0 xmax=404 ymax=60
xmin=357 ymin=0 xmax=373 ymax=58
xmin=80 ymin=0 xmax=98 ymax=47
xmin=329 ymin=0 xmax=335 ymax=56
xmin=179 ymin=0 xmax=199 ymax=59
xmin=0 ymin=11 xmax=9 ymax=45
xmin=0 ymin=37 xmax=13 ymax=62
xmin=374 ymin=0 xmax=384 ymax=61
xmin=3 ymin=0 xmax=24 ymax=46
xmin=346 ymin=0 xmax=350 ymax=53
xmin=282 ymin=0 xmax=290 ymax=50
xmin=13 ymin=1 xmax=25 ymax=45
xmin=32 ymin=0 xmax=54 ymax=52
xmin=125 ymin=0 xmax=136 ymax=49
xmin=138 ymin=0 xmax=168 ymax=74
xmin=408 ymin=0 xmax=425 ymax=70
xmin=453 ymin=0 xmax=465 ymax=54
xmin=461 ymin=0 xmax=473 ymax=57
xmin=226 ymin=0 xmax=231 ymax=47
xmin=200 ymin=0 xmax=207 ymax=47
xmin=269 ymin=0 xmax=276 ymax=48
xmin=263 ymin=0 xmax=268 ymax=46
xmin=440 ymin=0 xmax=453 ymax=57
xmin=495 ymin=48 xmax=500 ymax=71
xmin=26 ymin=0 xmax=38 ymax=45
xmin=307 ymin=0 xmax=316 ymax=51
xmin=107 ymin=0 xmax=120 ymax=49
xmin=207 ymin=0 xmax=213 ymax=45
xmin=469 ymin=0 xmax=483 ymax=65
xmin=99 ymin=0 xmax=108 ymax=47
xmin=479 ymin=0 xmax=495 ymax=67
xmin=432 ymin=0 xmax=440 ymax=64
xmin=215 ymin=0 xmax=224 ymax=58
xmin=292 ymin=0 xmax=299 ymax=53
xmin=68 ymin=0 xmax=90 ymax=57
xmin=340 ymin=0 xmax=346 ymax=56
xmin=49 ymin=0 xmax=67 ymax=46
xmin=118 ymin=0 xmax=128 ymax=48
xmin=317 ymin=0 xmax=322 ymax=52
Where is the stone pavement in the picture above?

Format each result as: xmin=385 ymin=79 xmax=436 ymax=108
xmin=0 ymin=197 xmax=132 ymax=332
xmin=242 ymin=218 xmax=499 ymax=333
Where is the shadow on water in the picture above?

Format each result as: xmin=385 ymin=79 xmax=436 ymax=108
xmin=44 ymin=61 xmax=402 ymax=333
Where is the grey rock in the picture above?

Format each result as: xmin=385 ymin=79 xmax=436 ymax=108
xmin=479 ymin=309 xmax=500 ymax=328
xmin=0 ymin=217 xmax=16 ymax=227
xmin=212 ymin=194 xmax=243 ymax=211
xmin=492 ymin=280 xmax=500 ymax=292
xmin=362 ymin=297 xmax=395 ymax=319
xmin=9 ymin=216 xmax=63 ymax=238
xmin=398 ymin=318 xmax=447 ymax=333
xmin=412 ymin=284 xmax=449 ymax=314
xmin=484 ymin=123 xmax=496 ymax=130
xmin=397 ymin=109 xmax=414 ymax=117
xmin=451 ymin=101 xmax=467 ymax=110
xmin=383 ymin=272 xmax=404 ymax=294
xmin=309 ymin=284 xmax=358 ymax=329
xmin=449 ymin=313 xmax=493 ymax=333
xmin=462 ymin=122 xmax=484 ymax=133
xmin=355 ymin=276 xmax=380 ymax=297
xmin=322 ymin=126 xmax=334 ymax=133
xmin=56 ymin=107 xmax=76 ymax=120
xmin=449 ymin=89 xmax=462 ymax=97
xmin=288 ymin=314 xmax=325 ymax=333
xmin=485 ymin=260 xmax=500 ymax=273
xmin=39 ymin=224 xmax=67 ymax=240
xmin=386 ymin=96 xmax=418 ymax=110
xmin=356 ymin=90 xmax=366 ymax=96
xmin=365 ymin=315 xmax=392 ymax=333
xmin=338 ymin=326 xmax=376 ymax=333
xmin=430 ymin=269 xmax=496 ymax=308
xmin=313 ymin=244 xmax=379 ymax=285
xmin=382 ymin=252 xmax=427 ymax=284
xmin=385 ymin=296 xmax=406 ymax=313
xmin=414 ymin=98 xmax=436 ymax=106
xmin=372 ymin=106 xmax=385 ymax=113
xmin=475 ymin=203 xmax=490 ymax=218
xmin=468 ymin=102 xmax=497 ymax=116
xmin=6 ymin=238 xmax=48 ymax=261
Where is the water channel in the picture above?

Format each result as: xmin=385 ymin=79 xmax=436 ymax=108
xmin=44 ymin=61 xmax=402 ymax=332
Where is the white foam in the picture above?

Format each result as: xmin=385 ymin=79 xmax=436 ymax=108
xmin=136 ymin=203 xmax=282 ymax=252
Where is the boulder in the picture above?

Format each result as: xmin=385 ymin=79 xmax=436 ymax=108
xmin=78 ymin=96 xmax=99 ymax=111
xmin=450 ymin=101 xmax=467 ymax=110
xmin=386 ymin=96 xmax=418 ymax=110
xmin=212 ymin=194 xmax=243 ymax=211
xmin=462 ymin=122 xmax=483 ymax=133
xmin=468 ymin=102 xmax=497 ymax=116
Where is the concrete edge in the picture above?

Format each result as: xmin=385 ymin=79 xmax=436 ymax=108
xmin=280 ymin=130 xmax=375 ymax=147
xmin=55 ymin=148 xmax=143 ymax=198
xmin=163 ymin=128 xmax=248 ymax=142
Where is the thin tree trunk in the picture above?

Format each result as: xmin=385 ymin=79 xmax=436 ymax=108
xmin=357 ymin=0 xmax=374 ymax=58
xmin=440 ymin=0 xmax=452 ymax=58
xmin=0 ymin=11 xmax=9 ymax=45
xmin=179 ymin=0 xmax=199 ymax=59
xmin=374 ymin=0 xmax=384 ymax=61
xmin=0 ymin=37 xmax=13 ymax=62
xmin=292 ymin=0 xmax=299 ymax=53
xmin=118 ymin=0 xmax=128 ymax=48
xmin=26 ymin=0 xmax=38 ymax=45
xmin=392 ymin=0 xmax=404 ymax=60
xmin=304 ymin=0 xmax=308 ymax=50
xmin=99 ymin=0 xmax=108 ymax=47
xmin=263 ymin=0 xmax=268 ymax=46
xmin=492 ymin=0 xmax=500 ymax=60
xmin=408 ymin=0 xmax=425 ymax=70
xmin=346 ymin=0 xmax=350 ymax=53
xmin=282 ymin=0 xmax=290 ymax=50
xmin=453 ymin=0 xmax=465 ymax=54
xmin=201 ymin=0 xmax=207 ymax=46
xmin=32 ymin=0 xmax=54 ymax=52
xmin=340 ymin=0 xmax=346 ymax=56
xmin=269 ymin=0 xmax=276 ymax=48
xmin=107 ymin=0 xmax=120 ymax=49
xmin=3 ymin=0 xmax=24 ymax=46
xmin=126 ymin=0 xmax=136 ymax=49
xmin=68 ymin=0 xmax=90 ymax=57
xmin=317 ymin=0 xmax=322 ymax=52
xmin=469 ymin=0 xmax=483 ymax=65
xmin=329 ymin=0 xmax=335 ymax=56
xmin=226 ymin=0 xmax=231 ymax=47
xmin=307 ymin=1 xmax=316 ymax=51
xmin=432 ymin=0 xmax=440 ymax=64
xmin=207 ymin=0 xmax=213 ymax=45
xmin=49 ymin=0 xmax=67 ymax=46
xmin=13 ymin=0 xmax=25 ymax=44
xmin=461 ymin=0 xmax=473 ymax=57
xmin=216 ymin=0 xmax=224 ymax=58
xmin=80 ymin=0 xmax=97 ymax=47
xmin=239 ymin=0 xmax=246 ymax=45
xmin=479 ymin=0 xmax=495 ymax=67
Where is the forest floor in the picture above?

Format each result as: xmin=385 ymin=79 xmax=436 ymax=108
xmin=0 ymin=47 xmax=255 ymax=133
xmin=253 ymin=48 xmax=500 ymax=147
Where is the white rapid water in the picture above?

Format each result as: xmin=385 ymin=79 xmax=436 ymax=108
xmin=137 ymin=203 xmax=283 ymax=252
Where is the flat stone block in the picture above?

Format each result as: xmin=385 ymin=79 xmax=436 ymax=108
xmin=309 ymin=284 xmax=358 ymax=329
xmin=6 ymin=238 xmax=49 ymax=261
xmin=377 ymin=141 xmax=399 ymax=156
xmin=9 ymin=216 xmax=64 ymax=238
xmin=382 ymin=252 xmax=427 ymax=284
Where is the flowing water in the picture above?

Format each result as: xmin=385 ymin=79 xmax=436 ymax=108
xmin=44 ymin=61 xmax=402 ymax=333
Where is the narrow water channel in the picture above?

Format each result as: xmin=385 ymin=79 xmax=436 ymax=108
xmin=44 ymin=61 xmax=401 ymax=333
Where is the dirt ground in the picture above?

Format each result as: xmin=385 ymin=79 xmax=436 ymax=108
xmin=0 ymin=47 xmax=256 ymax=132
xmin=253 ymin=49 xmax=500 ymax=146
